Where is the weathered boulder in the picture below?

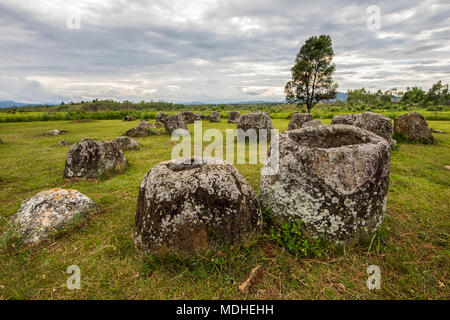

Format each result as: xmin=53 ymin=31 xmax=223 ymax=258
xmin=57 ymin=140 xmax=71 ymax=146
xmin=193 ymin=113 xmax=204 ymax=121
xmin=332 ymin=112 xmax=396 ymax=148
xmin=154 ymin=121 xmax=164 ymax=128
xmin=394 ymin=112 xmax=434 ymax=143
xmin=209 ymin=111 xmax=221 ymax=122
xmin=355 ymin=112 xmax=394 ymax=146
xmin=164 ymin=113 xmax=189 ymax=135
xmin=228 ymin=111 xmax=241 ymax=123
xmin=288 ymin=113 xmax=313 ymax=130
xmin=156 ymin=112 xmax=169 ymax=123
xmin=113 ymin=136 xmax=140 ymax=150
xmin=180 ymin=111 xmax=196 ymax=124
xmin=236 ymin=112 xmax=274 ymax=141
xmin=124 ymin=121 xmax=160 ymax=137
xmin=44 ymin=130 xmax=68 ymax=136
xmin=259 ymin=125 xmax=391 ymax=244
xmin=302 ymin=120 xmax=322 ymax=128
xmin=133 ymin=157 xmax=261 ymax=254
xmin=123 ymin=115 xmax=136 ymax=121
xmin=64 ymin=140 xmax=127 ymax=178
xmin=331 ymin=114 xmax=361 ymax=125
xmin=10 ymin=188 xmax=97 ymax=244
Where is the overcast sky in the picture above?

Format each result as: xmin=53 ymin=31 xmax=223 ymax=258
xmin=1 ymin=0 xmax=449 ymax=104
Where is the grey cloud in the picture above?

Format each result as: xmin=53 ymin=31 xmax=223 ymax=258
xmin=0 ymin=0 xmax=449 ymax=103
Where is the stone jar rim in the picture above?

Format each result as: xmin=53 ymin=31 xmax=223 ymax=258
xmin=284 ymin=124 xmax=389 ymax=150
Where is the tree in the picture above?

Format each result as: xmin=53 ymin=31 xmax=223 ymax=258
xmin=425 ymin=81 xmax=449 ymax=106
xmin=285 ymin=35 xmax=338 ymax=112
xmin=401 ymin=86 xmax=426 ymax=106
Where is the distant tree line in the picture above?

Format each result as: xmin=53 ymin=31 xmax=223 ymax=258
xmin=346 ymin=81 xmax=450 ymax=109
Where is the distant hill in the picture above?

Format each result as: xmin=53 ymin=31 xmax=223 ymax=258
xmin=333 ymin=92 xmax=348 ymax=102
xmin=0 ymin=100 xmax=30 ymax=108
xmin=182 ymin=100 xmax=283 ymax=105
xmin=182 ymin=93 xmax=348 ymax=105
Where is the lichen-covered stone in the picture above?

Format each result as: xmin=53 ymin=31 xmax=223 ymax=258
xmin=332 ymin=112 xmax=396 ymax=148
xmin=164 ymin=114 xmax=188 ymax=135
xmin=10 ymin=188 xmax=97 ymax=244
xmin=44 ymin=130 xmax=68 ymax=136
xmin=331 ymin=114 xmax=361 ymax=125
xmin=156 ymin=112 xmax=169 ymax=123
xmin=394 ymin=112 xmax=434 ymax=143
xmin=113 ymin=136 xmax=140 ymax=150
xmin=259 ymin=125 xmax=391 ymax=244
xmin=134 ymin=157 xmax=261 ymax=254
xmin=180 ymin=111 xmax=196 ymax=124
xmin=355 ymin=112 xmax=394 ymax=145
xmin=64 ymin=140 xmax=127 ymax=178
xmin=236 ymin=112 xmax=274 ymax=141
xmin=123 ymin=121 xmax=160 ymax=137
xmin=228 ymin=112 xmax=241 ymax=123
xmin=302 ymin=120 xmax=322 ymax=128
xmin=193 ymin=113 xmax=204 ymax=121
xmin=288 ymin=113 xmax=313 ymax=130
xmin=209 ymin=111 xmax=221 ymax=122
xmin=58 ymin=140 xmax=71 ymax=146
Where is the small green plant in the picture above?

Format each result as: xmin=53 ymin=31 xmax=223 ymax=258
xmin=269 ymin=220 xmax=328 ymax=258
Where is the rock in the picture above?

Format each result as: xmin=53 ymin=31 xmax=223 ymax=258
xmin=44 ymin=130 xmax=68 ymax=136
xmin=164 ymin=113 xmax=189 ymax=135
xmin=10 ymin=188 xmax=97 ymax=244
xmin=154 ymin=121 xmax=164 ymax=128
xmin=133 ymin=157 xmax=261 ymax=254
xmin=123 ymin=121 xmax=160 ymax=137
xmin=394 ymin=112 xmax=434 ymax=143
xmin=236 ymin=112 xmax=274 ymax=141
xmin=156 ymin=112 xmax=169 ymax=123
xmin=64 ymin=140 xmax=127 ymax=178
xmin=123 ymin=115 xmax=136 ymax=121
xmin=331 ymin=114 xmax=361 ymax=125
xmin=355 ymin=112 xmax=394 ymax=145
xmin=113 ymin=136 xmax=140 ymax=150
xmin=259 ymin=125 xmax=391 ymax=244
xmin=332 ymin=112 xmax=396 ymax=148
xmin=193 ymin=113 xmax=204 ymax=120
xmin=58 ymin=140 xmax=71 ymax=146
xmin=180 ymin=111 xmax=196 ymax=124
xmin=302 ymin=120 xmax=322 ymax=128
xmin=209 ymin=111 xmax=221 ymax=122
xmin=288 ymin=113 xmax=313 ymax=130
xmin=228 ymin=112 xmax=241 ymax=123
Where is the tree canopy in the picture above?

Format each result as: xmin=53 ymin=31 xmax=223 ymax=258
xmin=285 ymin=35 xmax=338 ymax=112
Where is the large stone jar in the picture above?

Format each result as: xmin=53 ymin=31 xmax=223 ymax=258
xmin=134 ymin=157 xmax=261 ymax=254
xmin=259 ymin=125 xmax=391 ymax=244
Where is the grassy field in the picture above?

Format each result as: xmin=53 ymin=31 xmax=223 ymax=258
xmin=1 ymin=107 xmax=450 ymax=123
xmin=0 ymin=118 xmax=449 ymax=300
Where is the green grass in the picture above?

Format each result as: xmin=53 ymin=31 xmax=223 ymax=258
xmin=0 ymin=118 xmax=449 ymax=300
